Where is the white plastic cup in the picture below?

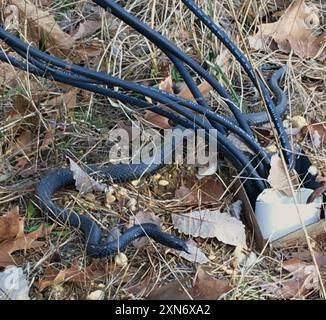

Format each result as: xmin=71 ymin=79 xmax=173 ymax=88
xmin=255 ymin=188 xmax=323 ymax=241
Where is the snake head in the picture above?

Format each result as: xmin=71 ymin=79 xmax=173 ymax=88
xmin=174 ymin=238 xmax=189 ymax=253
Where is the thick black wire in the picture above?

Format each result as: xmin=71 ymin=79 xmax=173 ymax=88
xmin=10 ymin=45 xmax=270 ymax=176
xmin=90 ymin=0 xmax=253 ymax=135
xmin=0 ymin=29 xmax=270 ymax=171
xmin=167 ymin=53 xmax=226 ymax=132
xmin=181 ymin=0 xmax=293 ymax=167
xmin=95 ymin=0 xmax=292 ymax=166
xmin=0 ymin=51 xmax=266 ymax=196
xmin=0 ymin=28 xmax=239 ymax=134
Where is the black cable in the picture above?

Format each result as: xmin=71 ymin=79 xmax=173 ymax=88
xmin=9 ymin=46 xmax=271 ymax=175
xmin=181 ymin=0 xmax=293 ymax=167
xmin=91 ymin=0 xmax=253 ymax=135
xmin=0 ymin=30 xmax=270 ymax=172
xmin=0 ymin=51 xmax=266 ymax=195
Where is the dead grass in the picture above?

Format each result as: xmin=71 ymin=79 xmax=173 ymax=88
xmin=0 ymin=0 xmax=325 ymax=300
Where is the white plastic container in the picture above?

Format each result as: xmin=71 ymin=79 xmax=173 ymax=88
xmin=255 ymin=188 xmax=323 ymax=241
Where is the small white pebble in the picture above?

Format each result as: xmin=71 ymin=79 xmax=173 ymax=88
xmin=97 ymin=283 xmax=105 ymax=289
xmin=265 ymin=144 xmax=277 ymax=153
xmin=114 ymin=252 xmax=128 ymax=267
xmin=153 ymin=173 xmax=161 ymax=180
xmin=158 ymin=179 xmax=169 ymax=187
xmin=308 ymin=165 xmax=318 ymax=176
xmin=105 ymin=193 xmax=116 ymax=205
xmin=131 ymin=180 xmax=140 ymax=187
xmin=291 ymin=116 xmax=308 ymax=129
xmin=87 ymin=290 xmax=104 ymax=300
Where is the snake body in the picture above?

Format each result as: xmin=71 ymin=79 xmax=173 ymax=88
xmin=35 ymin=68 xmax=287 ymax=258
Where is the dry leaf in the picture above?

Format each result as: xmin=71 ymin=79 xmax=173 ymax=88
xmin=267 ymin=154 xmax=299 ymax=197
xmin=0 ymin=224 xmax=52 ymax=267
xmin=178 ymin=81 xmax=213 ymax=102
xmin=7 ymin=129 xmax=33 ymax=155
xmin=45 ymin=89 xmax=78 ymax=109
xmin=144 ymin=76 xmax=213 ymax=128
xmin=143 ymin=110 xmax=171 ymax=129
xmin=0 ymin=266 xmax=30 ymax=300
xmin=144 ymin=76 xmax=173 ymax=128
xmin=127 ymin=210 xmax=161 ymax=249
xmin=172 ymin=209 xmax=246 ymax=247
xmin=41 ymin=125 xmax=55 ymax=148
xmin=0 ymin=63 xmax=21 ymax=87
xmin=179 ymin=239 xmax=209 ymax=264
xmin=4 ymin=5 xmax=19 ymax=31
xmin=71 ymin=20 xmax=102 ymax=42
xmin=174 ymin=178 xmax=225 ymax=206
xmin=10 ymin=0 xmax=72 ymax=49
xmin=262 ymin=257 xmax=321 ymax=299
xmin=35 ymin=261 xmax=106 ymax=291
xmin=248 ymin=0 xmax=325 ymax=59
xmin=10 ymin=0 xmax=103 ymax=59
xmin=69 ymin=158 xmax=106 ymax=194
xmin=0 ymin=207 xmax=24 ymax=241
xmin=147 ymin=267 xmax=230 ymax=300
xmin=70 ymin=12 xmax=117 ymax=42
xmin=191 ymin=267 xmax=231 ymax=299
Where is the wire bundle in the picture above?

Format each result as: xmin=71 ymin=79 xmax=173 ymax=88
xmin=0 ymin=0 xmax=293 ymax=202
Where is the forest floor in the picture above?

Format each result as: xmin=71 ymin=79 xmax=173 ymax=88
xmin=0 ymin=0 xmax=325 ymax=300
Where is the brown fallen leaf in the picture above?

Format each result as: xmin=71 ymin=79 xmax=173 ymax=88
xmin=0 ymin=207 xmax=24 ymax=241
xmin=10 ymin=0 xmax=72 ymax=50
xmin=10 ymin=0 xmax=103 ymax=60
xmin=178 ymin=81 xmax=212 ymax=102
xmin=143 ymin=110 xmax=171 ymax=129
xmin=69 ymin=158 xmax=106 ymax=194
xmin=0 ymin=224 xmax=52 ymax=267
xmin=71 ymin=20 xmax=103 ymax=42
xmin=35 ymin=261 xmax=106 ymax=291
xmin=127 ymin=210 xmax=161 ymax=249
xmin=41 ymin=125 xmax=55 ymax=148
xmin=261 ymin=257 xmax=322 ymax=299
xmin=144 ymin=75 xmax=213 ymax=128
xmin=45 ymin=89 xmax=78 ymax=109
xmin=0 ymin=62 xmax=21 ymax=88
xmin=267 ymin=154 xmax=299 ymax=197
xmin=174 ymin=178 xmax=225 ymax=206
xmin=31 ymin=0 xmax=51 ymax=8
xmin=172 ymin=209 xmax=247 ymax=247
xmin=144 ymin=76 xmax=173 ymax=128
xmin=147 ymin=267 xmax=230 ymax=300
xmin=7 ymin=129 xmax=33 ymax=155
xmin=248 ymin=0 xmax=325 ymax=60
